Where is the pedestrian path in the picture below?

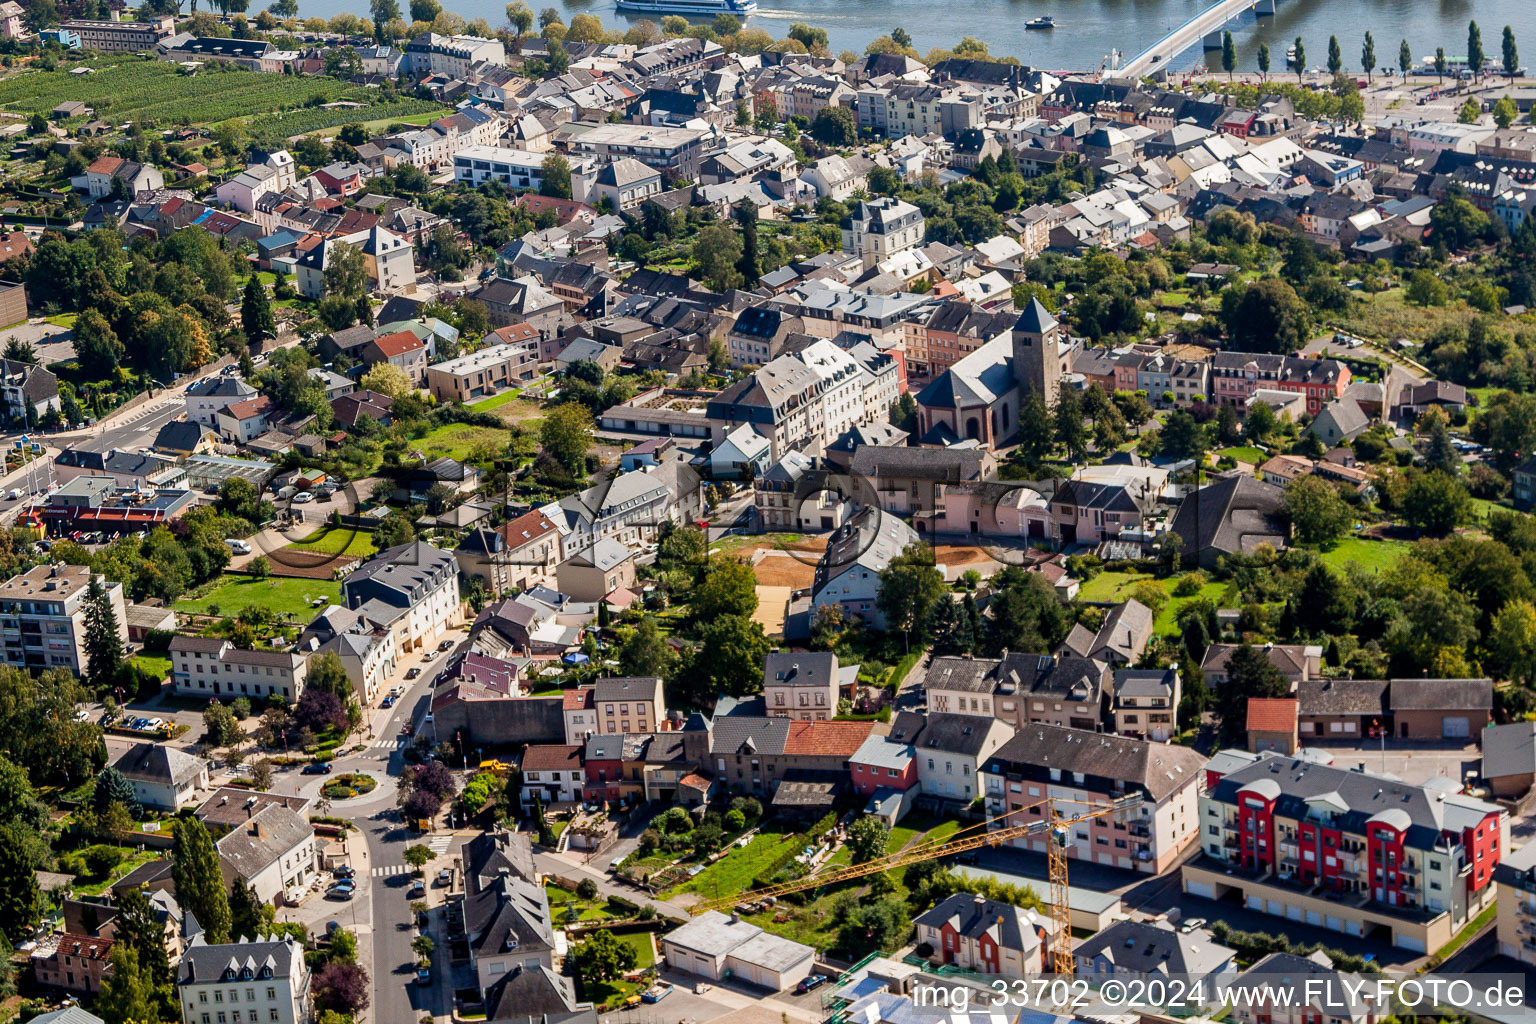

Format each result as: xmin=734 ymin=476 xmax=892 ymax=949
xmin=369 ymin=737 xmax=407 ymax=750
xmin=371 ymin=864 xmax=411 ymax=877
xmin=427 ymin=833 xmax=453 ymax=856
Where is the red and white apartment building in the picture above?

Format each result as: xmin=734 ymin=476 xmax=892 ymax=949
xmin=1186 ymin=751 xmax=1506 ymax=953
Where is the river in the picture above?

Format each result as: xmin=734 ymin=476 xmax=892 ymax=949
xmin=296 ymin=0 xmax=1536 ymax=73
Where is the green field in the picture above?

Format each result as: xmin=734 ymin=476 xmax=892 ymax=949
xmin=668 ymin=830 xmax=804 ymax=897
xmin=0 ymin=56 xmax=446 ymax=139
xmin=129 ymin=655 xmax=171 ymax=681
xmin=415 ymin=422 xmax=512 ymax=461
xmin=286 ymin=525 xmax=377 ymax=558
xmin=468 ymin=389 xmax=524 ymax=412
xmin=175 ymin=576 xmax=341 ymax=618
xmin=1215 ymin=446 xmax=1266 ymax=465
xmin=1077 ymin=572 xmax=1229 ymax=634
xmin=1315 ymin=536 xmax=1411 ymax=572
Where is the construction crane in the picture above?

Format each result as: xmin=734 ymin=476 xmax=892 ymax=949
xmin=687 ymin=794 xmax=1143 ymax=974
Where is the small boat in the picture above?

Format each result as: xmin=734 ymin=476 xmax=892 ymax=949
xmin=1026 ymin=15 xmax=1055 ymax=29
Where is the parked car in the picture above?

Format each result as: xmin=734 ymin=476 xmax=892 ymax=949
xmin=292 ymin=491 xmax=314 ymax=504
xmin=302 ymin=762 xmax=333 ymax=775
xmin=382 ymin=695 xmax=396 ymax=708
xmin=405 ymin=668 xmax=421 ymax=680
xmin=224 ymin=538 xmax=252 ymax=555
xmin=325 ymin=886 xmax=355 ymax=901
xmin=1179 ymin=917 xmax=1208 ymax=934
xmin=408 ymin=881 xmax=425 ymax=899
xmin=416 ymin=966 xmax=431 ymax=986
xmin=437 ymin=640 xmax=454 ymax=651
xmin=796 ymin=975 xmax=827 ymax=995
xmin=333 ymin=865 xmax=355 ymax=880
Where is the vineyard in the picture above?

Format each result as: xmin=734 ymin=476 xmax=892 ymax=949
xmin=0 ymin=55 xmax=444 ymax=132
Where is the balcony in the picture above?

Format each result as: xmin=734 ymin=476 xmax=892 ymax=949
xmin=1130 ymin=823 xmax=1150 ymax=838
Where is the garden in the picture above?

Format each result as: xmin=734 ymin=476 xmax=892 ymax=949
xmin=321 ymin=773 xmax=376 ymax=800
xmin=174 ymin=576 xmax=341 ymax=618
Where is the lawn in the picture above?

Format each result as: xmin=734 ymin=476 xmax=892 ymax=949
xmin=175 ymin=576 xmax=341 ymax=618
xmin=286 ymin=525 xmax=377 ymax=558
xmin=1315 ymin=536 xmax=1410 ymax=573
xmin=667 ymin=829 xmax=804 ymax=898
xmin=72 ymin=847 xmax=161 ymax=896
xmin=583 ymin=932 xmax=655 ymax=1008
xmin=1078 ymin=572 xmax=1229 ymax=634
xmin=546 ymin=884 xmax=631 ymax=922
xmin=1215 ymin=446 xmax=1266 ymax=465
xmin=1077 ymin=571 xmax=1152 ymax=603
xmin=414 ymin=422 xmax=512 ymax=461
xmin=129 ymin=655 xmax=171 ymax=682
xmin=469 ymin=389 xmax=525 ymax=412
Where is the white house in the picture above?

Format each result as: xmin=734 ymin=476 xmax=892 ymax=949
xmin=215 ymin=804 xmax=317 ymax=906
xmin=177 ymin=935 xmax=310 ymax=1024
xmin=112 ymin=742 xmax=209 ymax=812
xmin=810 ymin=506 xmax=918 ymax=629
xmin=710 ymin=424 xmax=770 ymax=480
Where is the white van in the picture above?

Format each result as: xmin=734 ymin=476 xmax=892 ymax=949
xmin=224 ymin=538 xmax=252 ymax=555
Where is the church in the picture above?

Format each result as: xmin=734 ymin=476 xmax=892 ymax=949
xmin=914 ymin=299 xmax=1076 ymax=448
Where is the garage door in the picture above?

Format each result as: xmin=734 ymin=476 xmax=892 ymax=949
xmin=1266 ymin=899 xmax=1286 ymax=915
xmin=1247 ymin=895 xmax=1264 ymax=911
xmin=1444 ymin=717 xmax=1470 ymax=739
xmin=1306 ymin=910 xmax=1322 ymax=926
xmin=1396 ymin=933 xmax=1427 ymax=953
xmin=1286 ymin=905 xmax=1303 ymax=922
xmin=1187 ymin=881 xmax=1215 ymax=899
xmin=1326 ymin=915 xmax=1342 ymax=931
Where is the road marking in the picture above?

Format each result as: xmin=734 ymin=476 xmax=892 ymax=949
xmin=371 ymin=864 xmax=409 ymax=877
xmin=370 ymin=737 xmax=406 ymax=749
xmin=427 ymin=834 xmax=453 ymax=855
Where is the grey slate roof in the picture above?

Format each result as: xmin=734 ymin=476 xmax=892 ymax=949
xmin=113 ymin=742 xmax=205 ymax=788
xmin=177 ymin=934 xmax=303 ymax=984
xmin=984 ymin=724 xmax=1205 ymax=802
xmin=215 ymin=805 xmax=313 ymax=891
xmin=1296 ymin=678 xmax=1388 ymax=716
xmin=1074 ymin=919 xmax=1234 ymax=977
xmin=1388 ymin=677 xmax=1492 ymax=712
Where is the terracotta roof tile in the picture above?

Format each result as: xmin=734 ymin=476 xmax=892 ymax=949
xmin=1246 ymin=698 xmax=1298 ymax=734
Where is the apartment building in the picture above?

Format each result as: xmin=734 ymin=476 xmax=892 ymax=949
xmin=1495 ymin=841 xmax=1536 ymax=965
xmin=177 ymin=935 xmax=311 ymax=1024
xmin=1209 ymin=354 xmax=1351 ymax=414
xmin=565 ymin=123 xmax=711 ymax=183
xmin=405 ymin=31 xmax=505 ymax=76
xmin=914 ymin=893 xmax=1052 ymax=979
xmin=453 ymin=145 xmax=568 ymax=191
xmin=840 ymin=197 xmax=925 ymax=270
xmin=186 ymin=375 xmax=259 ymax=427
xmin=61 ymin=14 xmax=174 ymax=51
xmin=1189 ymin=751 xmax=1506 ymax=952
xmin=763 ymin=651 xmax=844 ymax=721
xmin=340 ymin=541 xmax=461 ymax=655
xmin=593 ymin=676 xmax=665 ymax=734
xmin=0 ymin=563 xmax=128 ymax=674
xmin=982 ymin=724 xmax=1206 ymax=874
xmin=426 ymin=345 xmax=534 ymax=402
xmin=168 ymin=635 xmax=309 ymax=702
xmin=925 ymin=652 xmax=1110 ymax=731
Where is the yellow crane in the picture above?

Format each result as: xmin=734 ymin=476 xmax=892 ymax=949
xmin=687 ymin=793 xmax=1143 ymax=975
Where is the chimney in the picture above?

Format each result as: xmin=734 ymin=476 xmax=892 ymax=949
xmin=730 ymin=910 xmax=741 ymax=924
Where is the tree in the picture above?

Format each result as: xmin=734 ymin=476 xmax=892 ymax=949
xmin=307 ymin=650 xmax=354 ymax=702
xmin=0 ymin=756 xmax=47 ymax=831
xmin=570 ymin=928 xmax=637 ymax=986
xmin=1425 ymin=416 xmax=1462 ymax=475
xmin=321 ymin=241 xmax=366 ymax=300
xmin=241 ymin=277 xmax=276 ymax=342
xmin=1284 ymin=475 xmax=1352 ymax=545
xmin=404 ymin=845 xmax=434 ymax=871
xmin=810 ymin=105 xmax=858 ymax=146
xmin=1469 ymin=20 xmax=1485 ymax=78
xmin=1494 ymin=95 xmax=1519 ymax=128
xmin=204 ymin=701 xmax=240 ymax=747
xmin=97 ymin=944 xmax=157 ymax=1024
xmin=692 ymin=223 xmax=743 ymax=292
xmin=539 ymin=153 xmax=572 ymax=199
xmin=83 ymin=575 xmax=125 ymax=691
xmin=1219 ymin=30 xmax=1236 ymax=80
xmin=1459 ymin=97 xmax=1482 ymax=124
xmin=1257 ymin=42 xmax=1270 ymax=80
xmin=506 ymin=0 xmax=532 ymax=33
xmin=375 ymin=514 xmax=415 ymax=549
xmin=566 ymin=11 xmax=602 ymax=41
xmin=227 ymin=878 xmax=266 ymax=943
xmin=617 ymin=616 xmax=678 ymax=679
xmin=1503 ymin=25 xmax=1519 ymax=77
xmin=675 ymin=615 xmax=770 ymax=706
xmin=1362 ymin=31 xmax=1376 ymax=83
xmin=840 ymin=896 xmax=910 ymax=952
xmin=1217 ymin=643 xmax=1290 ymax=743
xmin=877 ymin=543 xmax=946 ymax=646
xmin=172 ymin=818 xmax=231 ymax=943
xmin=0 ymin=826 xmax=38 ymax=945
xmin=1402 ymin=470 xmax=1471 ymax=535
xmin=846 ymin=815 xmax=888 ymax=864
xmin=1016 ymin=394 xmax=1055 ymax=462
xmin=1400 ymin=38 xmax=1412 ymax=76
xmin=249 ymin=758 xmax=273 ymax=792
xmin=74 ymin=309 xmax=125 ymax=379
xmin=539 ymin=402 xmax=593 ymax=476
xmin=1327 ymin=34 xmax=1342 ymax=75
xmin=359 ymin=362 xmax=413 ymax=400
xmin=1293 ymin=37 xmax=1305 ymax=82
xmin=1221 ymin=278 xmax=1311 ymax=354
xmin=1490 ymin=598 xmax=1536 ymax=684
xmin=1054 ymin=386 xmax=1088 ymax=463
xmin=734 ymin=201 xmax=760 ymax=287
xmin=1158 ymin=410 xmax=1207 ymax=462
xmin=314 ymin=961 xmax=370 ymax=1017
xmin=693 ymin=560 xmax=759 ymax=620
xmin=93 ymin=765 xmax=139 ymax=817
xmin=113 ymin=886 xmax=172 ymax=991
xmin=1435 ymin=47 xmax=1447 ymax=83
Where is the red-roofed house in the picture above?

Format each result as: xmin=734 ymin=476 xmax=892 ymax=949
xmin=519 ymin=743 xmax=584 ymax=808
xmin=361 ymin=330 xmax=428 ymax=382
xmin=784 ymin=720 xmax=875 ymax=758
xmin=563 ymin=686 xmax=597 ymax=744
xmin=497 ymin=508 xmax=563 ymax=588
xmin=0 ymin=231 xmax=31 ymax=263
xmin=31 ymin=933 xmax=115 ymax=996
xmin=1247 ymin=698 xmax=1299 ymax=755
xmin=214 ymin=394 xmax=275 ymax=443
xmin=81 ymin=155 xmax=163 ymax=200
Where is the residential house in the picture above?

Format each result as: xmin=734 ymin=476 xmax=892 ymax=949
xmin=111 ymin=741 xmax=209 ymax=811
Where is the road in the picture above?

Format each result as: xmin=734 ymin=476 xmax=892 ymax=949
xmin=1113 ymin=0 xmax=1275 ymax=79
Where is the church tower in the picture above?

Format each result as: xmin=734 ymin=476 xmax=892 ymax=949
xmin=1012 ymin=297 xmax=1064 ymax=410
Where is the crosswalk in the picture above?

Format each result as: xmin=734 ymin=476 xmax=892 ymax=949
xmin=371 ymin=864 xmax=411 ymax=877
xmin=369 ymin=737 xmax=408 ymax=750
xmin=426 ymin=834 xmax=453 ymax=856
